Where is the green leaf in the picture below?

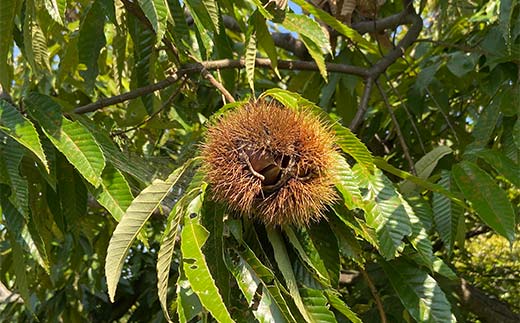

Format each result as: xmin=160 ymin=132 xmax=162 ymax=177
xmin=283 ymin=226 xmax=330 ymax=286
xmin=476 ymin=149 xmax=520 ymax=187
xmin=184 ymin=0 xmax=219 ymax=34
xmin=382 ymin=260 xmax=455 ymax=323
xmin=254 ymin=286 xmax=287 ymax=323
xmin=0 ymin=195 xmax=33 ymax=312
xmin=0 ymin=0 xmax=16 ymax=91
xmin=282 ymin=13 xmax=330 ymax=80
xmin=138 ymin=0 xmax=170 ymax=45
xmin=513 ymin=119 xmax=520 ymax=151
xmin=224 ymin=248 xmax=261 ymax=305
xmin=105 ymin=161 xmax=193 ymax=302
xmin=250 ymin=0 xmax=274 ymax=20
xmin=334 ymin=125 xmax=375 ymax=172
xmin=130 ymin=21 xmax=155 ymax=115
xmin=44 ymin=0 xmax=64 ymax=25
xmin=157 ymin=189 xmax=200 ymax=322
xmin=78 ymin=118 xmax=154 ymax=183
xmin=400 ymin=146 xmax=452 ymax=194
xmin=499 ymin=0 xmax=514 ymax=50
xmin=415 ymin=62 xmax=441 ymax=93
xmin=325 ymin=290 xmax=362 ymax=323
xmin=452 ymin=161 xmax=516 ymax=242
xmin=1 ymin=179 xmax=50 ymax=273
xmin=332 ymin=204 xmax=379 ymax=252
xmin=95 ymin=164 xmax=134 ymax=221
xmin=180 ymin=187 xmax=234 ymax=323
xmin=245 ymin=13 xmax=258 ymax=93
xmin=299 ymin=288 xmax=336 ymax=323
xmin=24 ymin=93 xmax=105 ymax=187
xmin=167 ymin=0 xmax=190 ymax=48
xmin=409 ymin=253 xmax=457 ymax=280
xmin=23 ymin=0 xmax=50 ymax=74
xmin=267 ymin=228 xmax=313 ymax=323
xmin=407 ymin=207 xmax=435 ymax=269
xmin=202 ymin=0 xmax=220 ymax=32
xmin=406 ymin=195 xmax=433 ymax=231
xmin=374 ymin=157 xmax=464 ymax=205
xmin=8 ymin=235 xmax=32 ymax=311
xmin=465 ymin=99 xmax=501 ymax=155
xmin=308 ymin=222 xmax=340 ymax=287
xmin=2 ymin=138 xmax=28 ymax=216
xmin=447 ymin=52 xmax=477 ymax=77
xmin=334 ymin=155 xmax=364 ymax=210
xmin=355 ymin=167 xmax=413 ymax=259
xmin=56 ymin=153 xmax=87 ymax=224
xmin=229 ymin=229 xmax=298 ymax=323
xmin=201 ymin=199 xmax=230 ymax=306
xmin=176 ymin=271 xmax=203 ymax=323
xmin=78 ymin=0 xmax=106 ymax=91
xmin=328 ymin=216 xmax=364 ymax=263
xmin=301 ymin=34 xmax=328 ymax=80
xmin=291 ymin=0 xmax=377 ymax=53
xmin=0 ymin=99 xmax=48 ymax=172
xmin=254 ymin=12 xmax=279 ymax=78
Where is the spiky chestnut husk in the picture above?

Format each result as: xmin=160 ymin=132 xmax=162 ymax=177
xmin=201 ymin=100 xmax=338 ymax=227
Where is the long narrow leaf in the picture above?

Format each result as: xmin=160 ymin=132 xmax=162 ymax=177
xmin=229 ymin=227 xmax=298 ymax=323
xmin=105 ymin=160 xmax=193 ymax=302
xmin=24 ymin=93 xmax=105 ymax=187
xmin=334 ymin=125 xmax=374 ymax=172
xmin=291 ymin=0 xmax=377 ymax=52
xmin=433 ymin=171 xmax=463 ymax=254
xmin=400 ymin=146 xmax=452 ymax=194
xmin=325 ymin=290 xmax=362 ymax=323
xmin=138 ymin=0 xmax=170 ymax=44
xmin=0 ymin=99 xmax=48 ymax=172
xmin=180 ymin=187 xmax=235 ymax=323
xmin=95 ymin=165 xmax=134 ymax=222
xmin=78 ymin=0 xmax=106 ymax=90
xmin=245 ymin=13 xmax=258 ymax=93
xmin=157 ymin=188 xmax=199 ymax=322
xmin=283 ymin=226 xmax=330 ymax=286
xmin=0 ymin=0 xmax=16 ymax=91
xmin=453 ymin=161 xmax=516 ymax=242
xmin=267 ymin=228 xmax=313 ymax=323
xmin=334 ymin=155 xmax=363 ymax=210
xmin=282 ymin=13 xmax=330 ymax=80
xmin=355 ymin=167 xmax=413 ymax=259
xmin=382 ymin=260 xmax=455 ymax=322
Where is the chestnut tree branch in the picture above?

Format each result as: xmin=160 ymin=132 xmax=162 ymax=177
xmin=74 ymin=59 xmax=367 ymax=114
xmin=200 ymin=67 xmax=236 ymax=103
xmin=361 ymin=269 xmax=387 ymax=323
xmin=376 ymin=80 xmax=416 ymax=175
xmin=349 ymin=77 xmax=374 ymax=132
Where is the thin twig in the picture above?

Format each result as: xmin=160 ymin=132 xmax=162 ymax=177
xmin=384 ymin=72 xmax=426 ymax=154
xmin=367 ymin=12 xmax=423 ymax=77
xmin=349 ymin=77 xmax=374 ymax=132
xmin=200 ymin=68 xmax=235 ymax=103
xmin=74 ymin=59 xmax=368 ymax=114
xmin=376 ymin=80 xmax=416 ymax=175
xmin=111 ymin=77 xmax=187 ymax=136
xmin=352 ymin=10 xmax=408 ymax=35
xmin=425 ymin=87 xmax=460 ymax=144
xmin=361 ymin=269 xmax=387 ymax=323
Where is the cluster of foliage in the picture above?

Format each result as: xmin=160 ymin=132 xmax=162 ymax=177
xmin=455 ymin=233 xmax=520 ymax=313
xmin=0 ymin=0 xmax=518 ymax=322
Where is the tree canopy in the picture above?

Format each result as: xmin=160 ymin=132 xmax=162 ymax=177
xmin=0 ymin=0 xmax=519 ymax=322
